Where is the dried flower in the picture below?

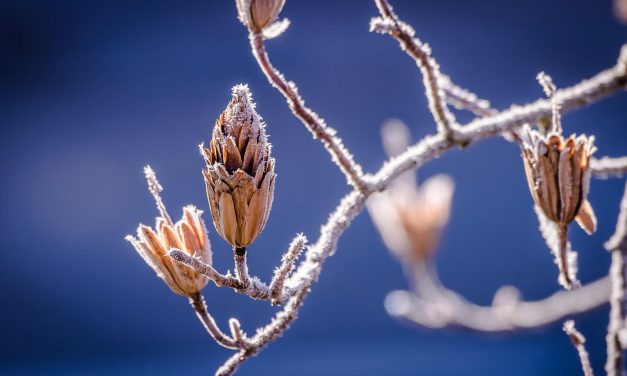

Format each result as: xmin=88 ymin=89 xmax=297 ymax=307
xmin=520 ymin=127 xmax=597 ymax=234
xmin=236 ymin=0 xmax=285 ymax=33
xmin=201 ymin=84 xmax=276 ymax=250
xmin=126 ymin=167 xmax=212 ymax=297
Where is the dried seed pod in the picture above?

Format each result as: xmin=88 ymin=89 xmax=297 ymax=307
xmin=202 ymin=84 xmax=276 ymax=249
xmin=236 ymin=0 xmax=285 ymax=33
xmin=126 ymin=167 xmax=212 ymax=297
xmin=520 ymin=125 xmax=597 ymax=234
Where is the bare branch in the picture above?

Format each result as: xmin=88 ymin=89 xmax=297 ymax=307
xmin=370 ymin=47 xmax=627 ymax=191
xmin=564 ymin=320 xmax=595 ymax=376
xmin=371 ymin=0 xmax=459 ymax=139
xmin=385 ymin=271 xmax=609 ymax=332
xmin=170 ymin=250 xmax=274 ymax=301
xmin=270 ymin=234 xmax=307 ymax=304
xmin=234 ymin=248 xmax=251 ymax=289
xmin=189 ymin=294 xmax=239 ymax=350
xmin=592 ymin=156 xmax=627 ymax=179
xmin=248 ymin=32 xmax=369 ymax=192
xmin=439 ymin=75 xmax=497 ymax=118
xmin=605 ymin=182 xmax=627 ymax=376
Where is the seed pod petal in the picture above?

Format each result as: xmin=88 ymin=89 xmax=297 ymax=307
xmin=575 ymin=200 xmax=597 ymax=235
xmin=219 ymin=192 xmax=238 ymax=246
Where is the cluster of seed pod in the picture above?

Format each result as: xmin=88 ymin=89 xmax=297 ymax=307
xmin=126 ymin=84 xmax=276 ymax=297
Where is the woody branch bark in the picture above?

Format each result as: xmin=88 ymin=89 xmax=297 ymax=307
xmin=371 ymin=0 xmax=460 ymax=140
xmin=564 ymin=320 xmax=595 ymax=376
xmin=247 ymin=32 xmax=368 ymax=192
xmin=605 ymin=182 xmax=627 ymax=376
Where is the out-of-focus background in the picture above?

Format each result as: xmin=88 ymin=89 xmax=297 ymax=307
xmin=1 ymin=0 xmax=626 ymax=374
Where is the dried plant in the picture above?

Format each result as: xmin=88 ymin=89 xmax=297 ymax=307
xmin=125 ymin=0 xmax=627 ymax=374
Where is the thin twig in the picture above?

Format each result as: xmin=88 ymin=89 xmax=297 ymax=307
xmin=248 ymin=33 xmax=368 ymax=192
xmin=564 ymin=320 xmax=595 ymax=376
xmin=189 ymin=294 xmax=239 ymax=350
xmin=439 ymin=75 xmax=497 ymax=117
xmin=371 ymin=0 xmax=459 ymax=139
xmin=234 ymin=248 xmax=251 ymax=289
xmin=592 ymin=156 xmax=627 ymax=179
xmin=270 ymin=234 xmax=307 ymax=304
xmin=605 ymin=182 xmax=627 ymax=376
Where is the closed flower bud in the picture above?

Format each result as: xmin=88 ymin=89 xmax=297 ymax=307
xmin=126 ymin=167 xmax=212 ymax=297
xmin=520 ymin=125 xmax=597 ymax=234
xmin=236 ymin=0 xmax=285 ymax=33
xmin=202 ymin=84 xmax=276 ymax=249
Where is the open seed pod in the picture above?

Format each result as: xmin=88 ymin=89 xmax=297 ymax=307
xmin=520 ymin=125 xmax=597 ymax=234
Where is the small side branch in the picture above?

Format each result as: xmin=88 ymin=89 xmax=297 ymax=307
xmin=170 ymin=250 xmax=273 ymax=301
xmin=439 ymin=75 xmax=497 ymax=118
xmin=564 ymin=320 xmax=595 ymax=376
xmin=248 ymin=32 xmax=369 ymax=192
xmin=592 ymin=156 xmax=627 ymax=179
xmin=371 ymin=0 xmax=460 ymax=139
xmin=216 ymin=287 xmax=309 ymax=376
xmin=234 ymin=247 xmax=251 ymax=289
xmin=605 ymin=182 xmax=627 ymax=376
xmin=270 ymin=234 xmax=307 ymax=304
xmin=189 ymin=294 xmax=239 ymax=350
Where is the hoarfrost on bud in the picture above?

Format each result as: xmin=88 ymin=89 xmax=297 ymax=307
xmin=202 ymin=84 xmax=276 ymax=249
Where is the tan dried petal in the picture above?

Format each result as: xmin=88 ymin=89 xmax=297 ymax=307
xmin=219 ymin=192 xmax=238 ymax=246
xmin=575 ymin=200 xmax=597 ymax=235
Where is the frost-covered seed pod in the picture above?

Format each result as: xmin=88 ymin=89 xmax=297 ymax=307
xmin=235 ymin=0 xmax=285 ymax=33
xmin=520 ymin=125 xmax=597 ymax=234
xmin=127 ymin=204 xmax=212 ymax=297
xmin=202 ymin=84 xmax=276 ymax=249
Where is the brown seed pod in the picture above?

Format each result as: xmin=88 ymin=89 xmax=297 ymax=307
xmin=202 ymin=84 xmax=276 ymax=249
xmin=127 ymin=204 xmax=212 ymax=297
xmin=235 ymin=0 xmax=285 ymax=33
xmin=520 ymin=125 xmax=597 ymax=234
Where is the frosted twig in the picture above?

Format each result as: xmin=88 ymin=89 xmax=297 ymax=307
xmin=592 ymin=156 xmax=627 ymax=179
xmin=216 ymin=286 xmax=309 ymax=376
xmin=535 ymin=206 xmax=580 ymax=290
xmin=385 ymin=273 xmax=609 ymax=332
xmin=605 ymin=182 xmax=627 ymax=376
xmin=189 ymin=294 xmax=239 ymax=350
xmin=536 ymin=71 xmax=562 ymax=134
xmin=439 ymin=75 xmax=497 ymax=118
xmin=229 ymin=318 xmax=251 ymax=350
xmin=564 ymin=320 xmax=595 ymax=376
xmin=143 ymin=165 xmax=173 ymax=226
xmin=234 ymin=248 xmax=251 ymax=289
xmin=371 ymin=0 xmax=460 ymax=139
xmin=247 ymin=32 xmax=369 ymax=192
xmin=270 ymin=234 xmax=307 ymax=305
xmin=370 ymin=46 xmax=627 ymax=191
xmin=170 ymin=250 xmax=273 ymax=301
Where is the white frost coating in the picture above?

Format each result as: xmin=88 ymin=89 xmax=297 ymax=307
xmin=534 ymin=205 xmax=580 ymax=289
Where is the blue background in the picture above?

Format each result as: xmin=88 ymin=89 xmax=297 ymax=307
xmin=1 ymin=0 xmax=626 ymax=375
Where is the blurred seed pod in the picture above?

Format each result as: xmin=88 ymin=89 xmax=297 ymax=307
xmin=236 ymin=0 xmax=285 ymax=33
